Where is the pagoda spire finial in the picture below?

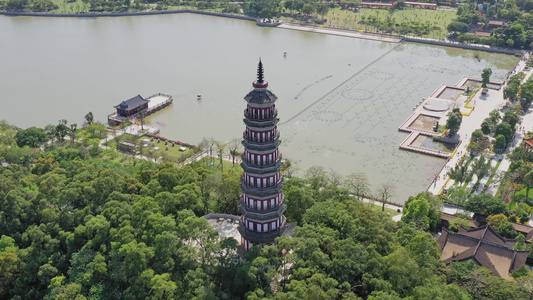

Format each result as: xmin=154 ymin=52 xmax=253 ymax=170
xmin=257 ymin=58 xmax=264 ymax=83
xmin=253 ymin=58 xmax=268 ymax=88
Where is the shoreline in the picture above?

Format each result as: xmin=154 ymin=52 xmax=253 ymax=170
xmin=0 ymin=9 xmax=256 ymax=20
xmin=2 ymin=9 xmax=522 ymax=55
xmin=278 ymin=23 xmax=402 ymax=43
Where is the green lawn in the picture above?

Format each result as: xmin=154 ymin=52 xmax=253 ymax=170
xmin=514 ymin=188 xmax=533 ymax=201
xmin=366 ymin=202 xmax=401 ymax=216
xmin=197 ymin=156 xmax=243 ymax=172
xmin=105 ymin=134 xmax=197 ymax=163
xmin=282 ymin=7 xmax=456 ymax=39
xmin=50 ymin=0 xmax=90 ymax=13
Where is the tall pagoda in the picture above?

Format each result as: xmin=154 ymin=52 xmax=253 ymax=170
xmin=238 ymin=60 xmax=286 ymax=252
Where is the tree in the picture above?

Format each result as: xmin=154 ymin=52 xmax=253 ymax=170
xmin=472 ymin=155 xmax=491 ymax=184
xmin=228 ymin=138 xmax=241 ymax=167
xmin=448 ymin=158 xmax=472 ymax=185
xmin=84 ymin=112 xmax=94 ymax=127
xmin=215 ymin=141 xmax=225 ymax=171
xmin=402 ymin=192 xmax=442 ymax=231
xmin=148 ymin=273 xmax=177 ymax=299
xmin=315 ymin=3 xmax=329 ymax=19
xmin=139 ymin=110 xmax=145 ymax=131
xmin=509 ymin=202 xmax=531 ymax=223
xmin=503 ymin=110 xmax=522 ymax=128
xmin=449 ymin=218 xmax=473 ymax=232
xmin=447 ymin=21 xmax=469 ymax=33
xmin=520 ymin=81 xmax=533 ymax=108
xmin=243 ymin=0 xmax=281 ymax=18
xmin=480 ymin=120 xmax=493 ymax=135
xmin=446 ymin=109 xmax=462 ymax=135
xmin=280 ymin=158 xmax=297 ymax=178
xmin=343 ymin=172 xmax=370 ymax=200
xmin=465 ymin=193 xmax=506 ymax=215
xmin=327 ymin=169 xmax=343 ymax=186
xmin=4 ymin=0 xmax=28 ymax=11
xmin=495 ymin=122 xmax=513 ymax=145
xmin=304 ymin=165 xmax=328 ymax=191
xmin=504 ymin=82 xmax=520 ymax=100
xmin=15 ymin=127 xmax=47 ymax=148
xmin=342 ymin=0 xmax=362 ymax=9
xmin=481 ymin=68 xmax=492 ymax=88
xmin=446 ymin=186 xmax=469 ymax=206
xmin=55 ymin=119 xmax=70 ymax=143
xmin=376 ymin=182 xmax=395 ymax=212
xmin=0 ymin=244 xmax=20 ymax=298
xmin=494 ymin=134 xmax=507 ymax=151
xmin=284 ymin=182 xmax=314 ymax=225
xmin=69 ymin=123 xmax=77 ymax=145
xmin=468 ymin=129 xmax=491 ymax=154
xmin=487 ymin=214 xmax=518 ymax=238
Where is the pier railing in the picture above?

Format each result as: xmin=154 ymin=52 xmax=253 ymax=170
xmin=146 ymin=97 xmax=173 ymax=114
xmin=107 ymin=94 xmax=173 ymax=125
xmin=146 ymin=93 xmax=172 ymax=99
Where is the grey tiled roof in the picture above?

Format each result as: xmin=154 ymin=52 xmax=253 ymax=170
xmin=114 ymin=95 xmax=149 ymax=110
xmin=439 ymin=226 xmax=530 ymax=279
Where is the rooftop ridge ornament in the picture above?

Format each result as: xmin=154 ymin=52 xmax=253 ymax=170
xmin=253 ymin=59 xmax=268 ymax=88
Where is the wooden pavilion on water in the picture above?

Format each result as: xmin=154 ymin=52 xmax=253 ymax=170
xmin=108 ymin=93 xmax=173 ymax=127
xmin=114 ymin=95 xmax=149 ymax=117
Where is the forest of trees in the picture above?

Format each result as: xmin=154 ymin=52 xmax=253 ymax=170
xmin=2 ymin=118 xmax=533 ymax=299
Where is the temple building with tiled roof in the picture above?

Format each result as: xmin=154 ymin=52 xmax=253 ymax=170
xmin=114 ymin=95 xmax=150 ymax=117
xmin=439 ymin=225 xmax=529 ymax=279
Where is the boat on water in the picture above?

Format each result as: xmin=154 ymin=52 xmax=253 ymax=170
xmin=256 ymin=18 xmax=282 ymax=27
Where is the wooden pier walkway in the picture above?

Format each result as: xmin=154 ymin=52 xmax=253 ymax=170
xmin=146 ymin=93 xmax=173 ymax=115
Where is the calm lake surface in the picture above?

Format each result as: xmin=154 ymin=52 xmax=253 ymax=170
xmin=0 ymin=13 xmax=518 ymax=203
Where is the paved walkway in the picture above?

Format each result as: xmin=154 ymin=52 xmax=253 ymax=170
xmin=428 ymin=53 xmax=532 ymax=196
xmin=278 ymin=23 xmax=402 ymax=43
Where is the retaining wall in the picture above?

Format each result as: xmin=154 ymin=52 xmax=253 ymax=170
xmin=402 ymin=36 xmax=521 ymax=55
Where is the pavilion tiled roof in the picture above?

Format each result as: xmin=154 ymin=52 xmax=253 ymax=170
xmin=405 ymin=1 xmax=436 ymax=5
xmin=439 ymin=226 xmax=529 ymax=279
xmin=361 ymin=2 xmax=394 ymax=5
xmin=114 ymin=95 xmax=149 ymax=110
xmin=489 ymin=20 xmax=504 ymax=26
xmin=475 ymin=31 xmax=491 ymax=38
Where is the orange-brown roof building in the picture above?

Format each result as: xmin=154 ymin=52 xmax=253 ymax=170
xmin=439 ymin=225 xmax=529 ymax=279
xmin=524 ymin=137 xmax=533 ymax=150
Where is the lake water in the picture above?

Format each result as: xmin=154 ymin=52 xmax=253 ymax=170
xmin=0 ymin=13 xmax=518 ymax=203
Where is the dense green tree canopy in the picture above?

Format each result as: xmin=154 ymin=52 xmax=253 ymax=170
xmin=1 ymin=120 xmax=532 ymax=299
xmin=15 ymin=126 xmax=47 ymax=148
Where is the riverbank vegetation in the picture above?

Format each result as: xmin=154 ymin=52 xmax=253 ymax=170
xmin=4 ymin=0 xmax=533 ymax=48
